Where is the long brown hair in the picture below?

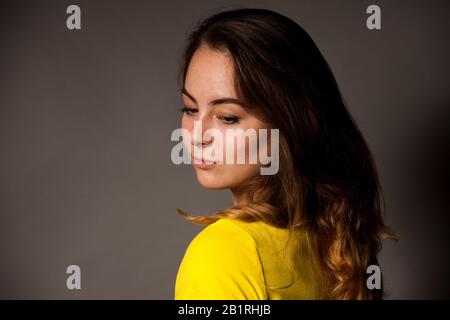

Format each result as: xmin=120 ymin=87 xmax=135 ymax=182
xmin=176 ymin=8 xmax=395 ymax=299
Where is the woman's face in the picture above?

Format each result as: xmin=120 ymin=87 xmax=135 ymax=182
xmin=181 ymin=45 xmax=270 ymax=190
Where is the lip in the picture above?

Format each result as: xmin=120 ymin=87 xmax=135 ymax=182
xmin=193 ymin=157 xmax=217 ymax=170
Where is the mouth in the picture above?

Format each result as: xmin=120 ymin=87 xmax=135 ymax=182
xmin=193 ymin=157 xmax=217 ymax=170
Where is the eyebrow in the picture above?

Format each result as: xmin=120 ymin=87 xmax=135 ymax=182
xmin=181 ymin=87 xmax=245 ymax=107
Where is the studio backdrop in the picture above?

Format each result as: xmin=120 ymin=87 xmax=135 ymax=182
xmin=0 ymin=0 xmax=448 ymax=299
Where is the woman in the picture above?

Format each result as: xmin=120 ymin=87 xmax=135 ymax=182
xmin=174 ymin=8 xmax=394 ymax=300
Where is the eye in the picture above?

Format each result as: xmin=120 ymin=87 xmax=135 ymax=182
xmin=216 ymin=114 xmax=240 ymax=125
xmin=180 ymin=106 xmax=198 ymax=116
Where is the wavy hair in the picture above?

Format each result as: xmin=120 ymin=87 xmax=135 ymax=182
xmin=176 ymin=8 xmax=396 ymax=299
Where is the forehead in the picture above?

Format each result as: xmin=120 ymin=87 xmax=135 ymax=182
xmin=184 ymin=45 xmax=237 ymax=100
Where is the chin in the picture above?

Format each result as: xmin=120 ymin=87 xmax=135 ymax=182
xmin=195 ymin=170 xmax=229 ymax=189
xmin=193 ymin=165 xmax=262 ymax=190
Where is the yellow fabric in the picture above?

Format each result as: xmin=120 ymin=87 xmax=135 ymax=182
xmin=175 ymin=217 xmax=329 ymax=300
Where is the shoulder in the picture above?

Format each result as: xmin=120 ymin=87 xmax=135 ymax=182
xmin=175 ymin=218 xmax=267 ymax=300
xmin=177 ymin=218 xmax=260 ymax=276
xmin=189 ymin=218 xmax=257 ymax=251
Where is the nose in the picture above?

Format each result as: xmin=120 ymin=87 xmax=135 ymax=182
xmin=192 ymin=118 xmax=214 ymax=148
xmin=193 ymin=132 xmax=213 ymax=147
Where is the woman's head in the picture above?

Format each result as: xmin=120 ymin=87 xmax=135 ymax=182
xmin=177 ymin=8 xmax=395 ymax=299
xmin=181 ymin=44 xmax=273 ymax=191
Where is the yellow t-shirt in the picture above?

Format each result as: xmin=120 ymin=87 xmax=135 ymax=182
xmin=175 ymin=217 xmax=329 ymax=299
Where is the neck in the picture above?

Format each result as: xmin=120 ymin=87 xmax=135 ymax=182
xmin=231 ymin=187 xmax=248 ymax=206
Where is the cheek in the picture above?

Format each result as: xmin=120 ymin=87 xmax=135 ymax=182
xmin=181 ymin=116 xmax=191 ymax=131
xmin=221 ymin=129 xmax=264 ymax=165
xmin=181 ymin=117 xmax=194 ymax=156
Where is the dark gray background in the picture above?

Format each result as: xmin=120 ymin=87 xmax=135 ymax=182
xmin=0 ymin=0 xmax=448 ymax=299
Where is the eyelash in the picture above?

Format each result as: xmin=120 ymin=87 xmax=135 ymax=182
xmin=216 ymin=115 xmax=240 ymax=125
xmin=180 ymin=106 xmax=240 ymax=125
xmin=179 ymin=106 xmax=197 ymax=116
